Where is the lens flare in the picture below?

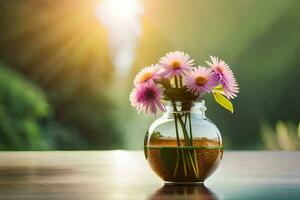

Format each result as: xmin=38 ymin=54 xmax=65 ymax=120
xmin=95 ymin=0 xmax=144 ymax=77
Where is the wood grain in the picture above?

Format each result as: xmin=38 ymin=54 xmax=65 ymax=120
xmin=0 ymin=151 xmax=299 ymax=200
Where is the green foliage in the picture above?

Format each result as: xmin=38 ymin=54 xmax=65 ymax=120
xmin=0 ymin=64 xmax=49 ymax=150
xmin=151 ymin=131 xmax=163 ymax=138
xmin=0 ymin=64 xmax=87 ymax=150
xmin=261 ymin=121 xmax=300 ymax=150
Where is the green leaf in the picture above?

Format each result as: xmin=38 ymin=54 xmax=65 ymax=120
xmin=212 ymin=90 xmax=234 ymax=113
xmin=214 ymin=84 xmax=223 ymax=90
xmin=213 ymin=84 xmax=225 ymax=95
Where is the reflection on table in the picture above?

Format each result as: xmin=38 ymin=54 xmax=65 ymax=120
xmin=149 ymin=183 xmax=218 ymax=200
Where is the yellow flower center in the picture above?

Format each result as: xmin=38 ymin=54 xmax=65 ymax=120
xmin=172 ymin=61 xmax=181 ymax=69
xmin=195 ymin=76 xmax=208 ymax=86
xmin=140 ymin=72 xmax=153 ymax=83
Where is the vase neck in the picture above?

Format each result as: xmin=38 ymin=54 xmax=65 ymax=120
xmin=164 ymin=101 xmax=206 ymax=116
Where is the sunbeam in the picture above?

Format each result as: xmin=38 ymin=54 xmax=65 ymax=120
xmin=94 ymin=0 xmax=144 ymax=77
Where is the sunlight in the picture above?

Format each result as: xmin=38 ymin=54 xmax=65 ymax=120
xmin=95 ymin=0 xmax=144 ymax=77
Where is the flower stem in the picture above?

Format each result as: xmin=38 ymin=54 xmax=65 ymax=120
xmin=193 ymin=149 xmax=199 ymax=177
xmin=176 ymin=111 xmax=199 ymax=178
xmin=179 ymin=75 xmax=183 ymax=87
xmin=173 ymin=113 xmax=181 ymax=147
xmin=181 ymin=149 xmax=187 ymax=177
xmin=174 ymin=76 xmax=179 ymax=88
xmin=187 ymin=150 xmax=198 ymax=177
xmin=172 ymin=104 xmax=187 ymax=177
xmin=173 ymin=149 xmax=179 ymax=176
xmin=177 ymin=115 xmax=192 ymax=146
xmin=172 ymin=102 xmax=189 ymax=146
xmin=188 ymin=112 xmax=199 ymax=177
xmin=184 ymin=113 xmax=187 ymax=127
xmin=172 ymin=101 xmax=199 ymax=179
xmin=188 ymin=113 xmax=193 ymax=145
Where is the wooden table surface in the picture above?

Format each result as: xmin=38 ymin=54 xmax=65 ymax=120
xmin=0 ymin=151 xmax=299 ymax=200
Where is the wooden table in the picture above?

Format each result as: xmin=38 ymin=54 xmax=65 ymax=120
xmin=0 ymin=151 xmax=299 ymax=200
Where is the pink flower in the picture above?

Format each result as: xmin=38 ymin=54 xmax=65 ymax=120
xmin=184 ymin=67 xmax=218 ymax=97
xmin=206 ymin=56 xmax=239 ymax=99
xmin=159 ymin=51 xmax=194 ymax=78
xmin=133 ymin=64 xmax=161 ymax=86
xmin=129 ymin=84 xmax=165 ymax=115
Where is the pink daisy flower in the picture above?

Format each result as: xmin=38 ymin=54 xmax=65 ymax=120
xmin=206 ymin=56 xmax=239 ymax=99
xmin=129 ymin=84 xmax=165 ymax=115
xmin=159 ymin=51 xmax=194 ymax=78
xmin=184 ymin=67 xmax=218 ymax=97
xmin=133 ymin=64 xmax=161 ymax=86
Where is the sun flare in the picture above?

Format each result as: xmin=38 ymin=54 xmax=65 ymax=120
xmin=94 ymin=0 xmax=144 ymax=76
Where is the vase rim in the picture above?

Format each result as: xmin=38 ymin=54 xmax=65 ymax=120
xmin=164 ymin=100 xmax=205 ymax=106
xmin=163 ymin=100 xmax=206 ymax=114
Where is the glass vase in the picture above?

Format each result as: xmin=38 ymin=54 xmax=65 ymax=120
xmin=144 ymin=101 xmax=223 ymax=183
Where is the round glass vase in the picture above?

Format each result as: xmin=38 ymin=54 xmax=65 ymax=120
xmin=144 ymin=101 xmax=223 ymax=183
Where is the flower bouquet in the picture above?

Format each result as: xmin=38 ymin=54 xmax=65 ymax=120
xmin=130 ymin=51 xmax=239 ymax=183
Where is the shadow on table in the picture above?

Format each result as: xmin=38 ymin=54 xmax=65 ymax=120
xmin=148 ymin=183 xmax=219 ymax=200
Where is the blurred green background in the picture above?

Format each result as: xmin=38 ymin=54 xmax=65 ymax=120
xmin=0 ymin=0 xmax=299 ymax=150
